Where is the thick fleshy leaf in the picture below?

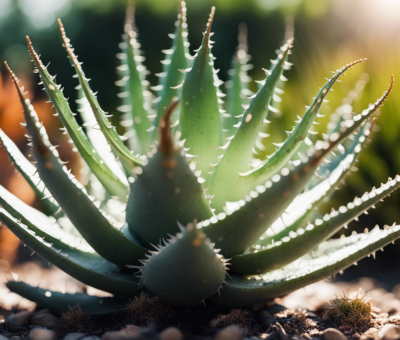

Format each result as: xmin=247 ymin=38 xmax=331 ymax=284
xmin=118 ymin=6 xmax=152 ymax=153
xmin=6 ymin=282 xmax=130 ymax=315
xmin=0 ymin=185 xmax=90 ymax=252
xmin=26 ymin=34 xmax=129 ymax=200
xmin=140 ymin=223 xmax=227 ymax=306
xmin=199 ymin=76 xmax=393 ymax=258
xmin=57 ymin=21 xmax=142 ymax=174
xmin=0 ymin=208 xmax=141 ymax=297
xmin=151 ymin=1 xmax=190 ymax=138
xmin=230 ymin=176 xmax=400 ymax=274
xmin=209 ymin=39 xmax=293 ymax=212
xmin=179 ymin=7 xmax=223 ymax=176
xmin=7 ymin=57 xmax=146 ymax=266
xmin=127 ymin=102 xmax=212 ymax=246
xmin=0 ymin=129 xmax=59 ymax=215
xmin=209 ymin=224 xmax=400 ymax=307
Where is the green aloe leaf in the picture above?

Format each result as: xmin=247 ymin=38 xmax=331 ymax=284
xmin=0 ymin=207 xmax=141 ymax=297
xmin=209 ymin=38 xmax=293 ymax=211
xmin=179 ymin=7 xmax=223 ymax=176
xmin=0 ymin=184 xmax=89 ymax=252
xmin=258 ymin=121 xmax=372 ymax=245
xmin=230 ymin=175 xmax=400 ymax=274
xmin=77 ymin=91 xmax=129 ymax=190
xmin=0 ymin=129 xmax=60 ymax=215
xmin=57 ymin=20 xmax=142 ymax=174
xmin=209 ymin=224 xmax=400 ymax=307
xmin=25 ymin=34 xmax=129 ymax=200
xmin=118 ymin=5 xmax=152 ymax=154
xmin=6 ymin=281 xmax=130 ymax=315
xmin=200 ymin=77 xmax=393 ymax=258
xmin=7 ymin=56 xmax=146 ymax=266
xmin=235 ymin=60 xmax=367 ymax=200
xmin=150 ymin=1 xmax=190 ymax=138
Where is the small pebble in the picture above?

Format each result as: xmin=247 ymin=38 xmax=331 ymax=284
xmin=323 ymin=328 xmax=347 ymax=340
xmin=0 ymin=335 xmax=10 ymax=340
xmin=215 ymin=325 xmax=243 ymax=340
xmin=275 ymin=323 xmax=289 ymax=340
xmin=101 ymin=325 xmax=141 ymax=340
xmin=31 ymin=313 xmax=59 ymax=327
xmin=160 ymin=327 xmax=183 ymax=340
xmin=81 ymin=337 xmax=101 ymax=340
xmin=29 ymin=328 xmax=58 ymax=340
xmin=379 ymin=324 xmax=400 ymax=340
xmin=63 ymin=333 xmax=86 ymax=340
xmin=6 ymin=310 xmax=32 ymax=331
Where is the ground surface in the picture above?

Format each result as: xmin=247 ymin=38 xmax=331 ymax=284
xmin=1 ymin=263 xmax=400 ymax=339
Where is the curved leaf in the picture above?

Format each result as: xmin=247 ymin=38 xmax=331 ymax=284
xmin=200 ymin=76 xmax=393 ymax=258
xmin=57 ymin=20 xmax=142 ymax=174
xmin=0 ymin=129 xmax=60 ymax=215
xmin=7 ymin=57 xmax=146 ymax=266
xmin=7 ymin=281 xmax=130 ymax=315
xmin=0 ymin=207 xmax=141 ymax=297
xmin=210 ymin=224 xmax=400 ymax=307
xmin=151 ymin=1 xmax=190 ymax=137
xmin=209 ymin=39 xmax=293 ymax=212
xmin=237 ymin=60 xmax=367 ymax=194
xmin=230 ymin=176 xmax=400 ymax=274
xmin=258 ymin=121 xmax=371 ymax=245
xmin=27 ymin=32 xmax=129 ymax=200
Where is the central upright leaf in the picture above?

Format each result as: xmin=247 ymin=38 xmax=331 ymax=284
xmin=179 ymin=7 xmax=222 ymax=176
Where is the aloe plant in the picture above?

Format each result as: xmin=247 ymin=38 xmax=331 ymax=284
xmin=0 ymin=2 xmax=398 ymax=315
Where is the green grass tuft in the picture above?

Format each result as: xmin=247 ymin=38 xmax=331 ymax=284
xmin=324 ymin=289 xmax=372 ymax=331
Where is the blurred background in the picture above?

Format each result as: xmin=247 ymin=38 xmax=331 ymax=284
xmin=0 ymin=0 xmax=400 ymax=301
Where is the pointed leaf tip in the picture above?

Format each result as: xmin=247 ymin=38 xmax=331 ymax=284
xmin=58 ymin=19 xmax=81 ymax=71
xmin=5 ymin=63 xmax=50 ymax=160
xmin=159 ymin=98 xmax=179 ymax=154
xmin=279 ymin=37 xmax=294 ymax=67
xmin=237 ymin=23 xmax=248 ymax=55
xmin=124 ymin=1 xmax=136 ymax=33
xmin=4 ymin=61 xmax=17 ymax=84
xmin=180 ymin=1 xmax=187 ymax=22
xmin=367 ymin=74 xmax=393 ymax=113
xmin=26 ymin=36 xmax=43 ymax=69
xmin=205 ymin=6 xmax=216 ymax=45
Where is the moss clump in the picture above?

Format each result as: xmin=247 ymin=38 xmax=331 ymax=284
xmin=324 ymin=289 xmax=372 ymax=331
